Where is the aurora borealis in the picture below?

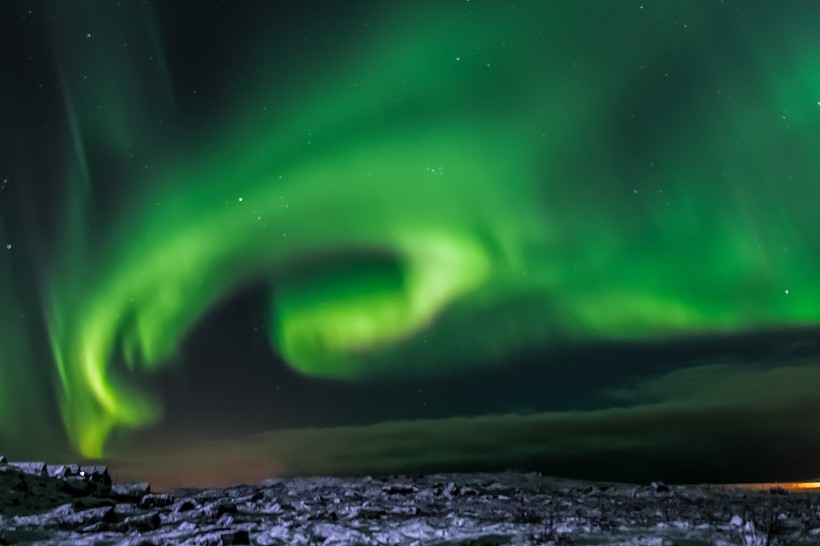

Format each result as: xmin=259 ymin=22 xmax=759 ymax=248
xmin=3 ymin=0 xmax=820 ymax=485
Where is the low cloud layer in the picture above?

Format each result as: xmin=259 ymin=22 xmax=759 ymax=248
xmin=113 ymin=359 xmax=820 ymax=490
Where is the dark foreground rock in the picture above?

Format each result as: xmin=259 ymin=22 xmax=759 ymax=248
xmin=2 ymin=460 xmax=820 ymax=545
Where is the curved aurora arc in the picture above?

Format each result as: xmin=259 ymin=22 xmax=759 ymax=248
xmin=43 ymin=2 xmax=820 ymax=458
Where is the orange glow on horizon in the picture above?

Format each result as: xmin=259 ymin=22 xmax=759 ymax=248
xmin=724 ymin=481 xmax=820 ymax=492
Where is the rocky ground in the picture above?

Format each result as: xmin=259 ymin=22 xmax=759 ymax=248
xmin=2 ymin=456 xmax=820 ymax=545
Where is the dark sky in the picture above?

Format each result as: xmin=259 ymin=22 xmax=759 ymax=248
xmin=3 ymin=0 xmax=820 ymax=488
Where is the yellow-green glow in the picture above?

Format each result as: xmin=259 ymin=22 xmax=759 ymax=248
xmin=272 ymin=231 xmax=492 ymax=378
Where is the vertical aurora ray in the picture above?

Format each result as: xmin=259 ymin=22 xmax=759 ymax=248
xmin=38 ymin=1 xmax=820 ymax=457
xmin=0 ymin=224 xmax=32 ymax=442
xmin=0 ymin=222 xmax=60 ymax=456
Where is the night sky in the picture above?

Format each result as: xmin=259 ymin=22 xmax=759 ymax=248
xmin=3 ymin=0 xmax=820 ymax=488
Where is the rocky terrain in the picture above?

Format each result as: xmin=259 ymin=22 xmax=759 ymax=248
xmin=2 ymin=456 xmax=820 ymax=545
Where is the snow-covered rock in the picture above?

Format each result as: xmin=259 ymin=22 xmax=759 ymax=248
xmin=2 ymin=462 xmax=819 ymax=544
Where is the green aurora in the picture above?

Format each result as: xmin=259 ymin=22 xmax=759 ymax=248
xmin=4 ymin=1 xmax=820 ymax=471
